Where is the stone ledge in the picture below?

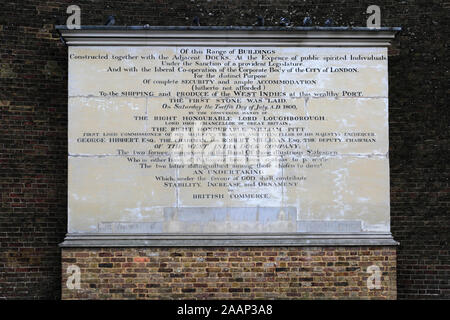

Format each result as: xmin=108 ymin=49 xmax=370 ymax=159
xmin=55 ymin=25 xmax=401 ymax=31
xmin=56 ymin=25 xmax=401 ymax=47
xmin=59 ymin=232 xmax=399 ymax=247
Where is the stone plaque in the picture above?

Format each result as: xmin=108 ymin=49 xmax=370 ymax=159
xmin=60 ymin=27 xmax=399 ymax=246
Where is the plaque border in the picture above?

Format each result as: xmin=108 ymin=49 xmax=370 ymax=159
xmin=59 ymin=26 xmax=400 ymax=247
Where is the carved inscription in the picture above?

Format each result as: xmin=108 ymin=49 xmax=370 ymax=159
xmin=68 ymin=46 xmax=390 ymax=233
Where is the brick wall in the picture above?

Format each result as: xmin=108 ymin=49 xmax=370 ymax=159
xmin=61 ymin=247 xmax=396 ymax=300
xmin=0 ymin=1 xmax=448 ymax=299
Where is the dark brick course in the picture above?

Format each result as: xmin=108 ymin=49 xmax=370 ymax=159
xmin=0 ymin=0 xmax=448 ymax=299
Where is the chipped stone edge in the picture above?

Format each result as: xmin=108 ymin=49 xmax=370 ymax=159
xmin=59 ymin=232 xmax=399 ymax=247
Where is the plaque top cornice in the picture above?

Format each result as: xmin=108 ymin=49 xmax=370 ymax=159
xmin=56 ymin=25 xmax=401 ymax=47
